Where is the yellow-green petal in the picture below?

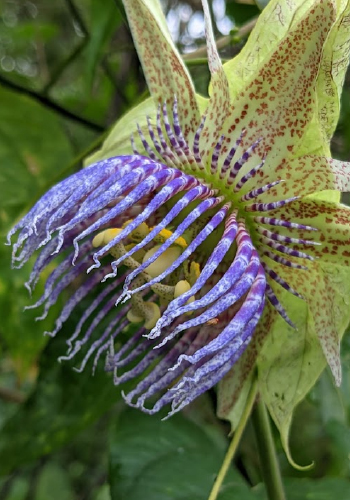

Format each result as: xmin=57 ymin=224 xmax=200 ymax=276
xmin=221 ymin=1 xmax=336 ymax=169
xmin=122 ymin=0 xmax=200 ymax=138
xmin=199 ymin=0 xmax=231 ymax=164
xmin=257 ymin=258 xmax=350 ymax=466
xmin=223 ymin=0 xmax=322 ymax=97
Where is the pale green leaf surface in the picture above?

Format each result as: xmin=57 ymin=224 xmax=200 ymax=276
xmin=316 ymin=0 xmax=350 ymax=142
xmin=223 ymin=0 xmax=317 ymax=98
xmin=257 ymin=289 xmax=326 ymax=468
xmin=295 ymin=1 xmax=350 ymax=157
xmin=0 ymin=333 xmax=119 ymax=474
xmin=257 ymin=258 xmax=350 ymax=466
xmin=109 ymin=407 xmax=259 ymax=500
xmin=220 ymin=1 xmax=336 ymax=174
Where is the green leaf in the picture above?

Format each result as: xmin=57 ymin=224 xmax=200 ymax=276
xmin=109 ymin=407 xmax=258 ymax=500
xmin=0 ymin=87 xmax=73 ymax=221
xmin=35 ymin=463 xmax=74 ymax=500
xmin=0 ymin=332 xmax=119 ymax=475
xmin=283 ymin=477 xmax=350 ymax=500
xmin=0 ymin=86 xmax=73 ymax=376
xmin=85 ymin=0 xmax=122 ymax=89
xmin=0 ymin=245 xmax=58 ymax=378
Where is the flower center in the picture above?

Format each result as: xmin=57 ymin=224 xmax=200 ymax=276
xmin=92 ymin=222 xmax=199 ymax=329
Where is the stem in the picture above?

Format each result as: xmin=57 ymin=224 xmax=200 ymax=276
xmin=252 ymin=398 xmax=286 ymax=500
xmin=0 ymin=74 xmax=104 ymax=132
xmin=208 ymin=379 xmax=258 ymax=500
xmin=183 ymin=16 xmax=258 ymax=61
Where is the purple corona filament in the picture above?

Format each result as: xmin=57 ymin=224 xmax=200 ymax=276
xmin=8 ymin=96 xmax=321 ymax=416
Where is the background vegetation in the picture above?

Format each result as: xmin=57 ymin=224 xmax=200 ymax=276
xmin=0 ymin=0 xmax=350 ymax=498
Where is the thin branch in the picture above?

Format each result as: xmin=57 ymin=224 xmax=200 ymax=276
xmin=252 ymin=397 xmax=286 ymax=500
xmin=0 ymin=74 xmax=105 ymax=132
xmin=208 ymin=378 xmax=258 ymax=500
xmin=183 ymin=16 xmax=259 ymax=60
xmin=43 ymin=40 xmax=88 ymax=94
xmin=43 ymin=0 xmax=89 ymax=93
xmin=64 ymin=0 xmax=89 ymax=36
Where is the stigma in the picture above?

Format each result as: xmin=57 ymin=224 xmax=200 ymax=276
xmin=92 ymin=223 xmax=197 ymax=330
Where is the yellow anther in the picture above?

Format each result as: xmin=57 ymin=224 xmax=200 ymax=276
xmin=92 ymin=232 xmax=105 ymax=248
xmin=128 ymin=298 xmax=161 ymax=330
xmin=151 ymin=228 xmax=187 ymax=249
xmin=153 ymin=228 xmax=172 ymax=242
xmin=189 ymin=261 xmax=200 ymax=284
xmin=104 ymin=228 xmax=123 ymax=244
xmin=174 ymin=280 xmax=191 ymax=298
xmin=92 ymin=228 xmax=122 ymax=248
xmin=122 ymin=220 xmax=131 ymax=228
xmin=142 ymin=245 xmax=182 ymax=278
xmin=174 ymin=279 xmax=195 ymax=308
xmin=131 ymin=222 xmax=150 ymax=241
xmin=125 ymin=243 xmax=146 ymax=262
xmin=173 ymin=236 xmax=187 ymax=249
xmin=127 ymin=309 xmax=144 ymax=324
xmin=122 ymin=220 xmax=150 ymax=241
xmin=144 ymin=302 xmax=161 ymax=329
xmin=206 ymin=318 xmax=219 ymax=325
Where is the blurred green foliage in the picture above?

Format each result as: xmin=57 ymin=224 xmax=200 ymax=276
xmin=0 ymin=0 xmax=350 ymax=499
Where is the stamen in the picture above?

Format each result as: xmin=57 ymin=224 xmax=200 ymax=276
xmin=121 ymin=196 xmax=224 ymax=299
xmin=110 ymin=204 xmax=229 ymax=299
xmin=155 ymin=249 xmax=260 ymax=348
xmin=142 ymin=245 xmax=182 ymax=278
xmin=171 ymin=266 xmax=266 ymax=367
xmin=102 ymin=184 xmax=216 ymax=281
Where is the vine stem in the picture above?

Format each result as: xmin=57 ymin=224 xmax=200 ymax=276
xmin=251 ymin=397 xmax=286 ymax=500
xmin=207 ymin=378 xmax=258 ymax=500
